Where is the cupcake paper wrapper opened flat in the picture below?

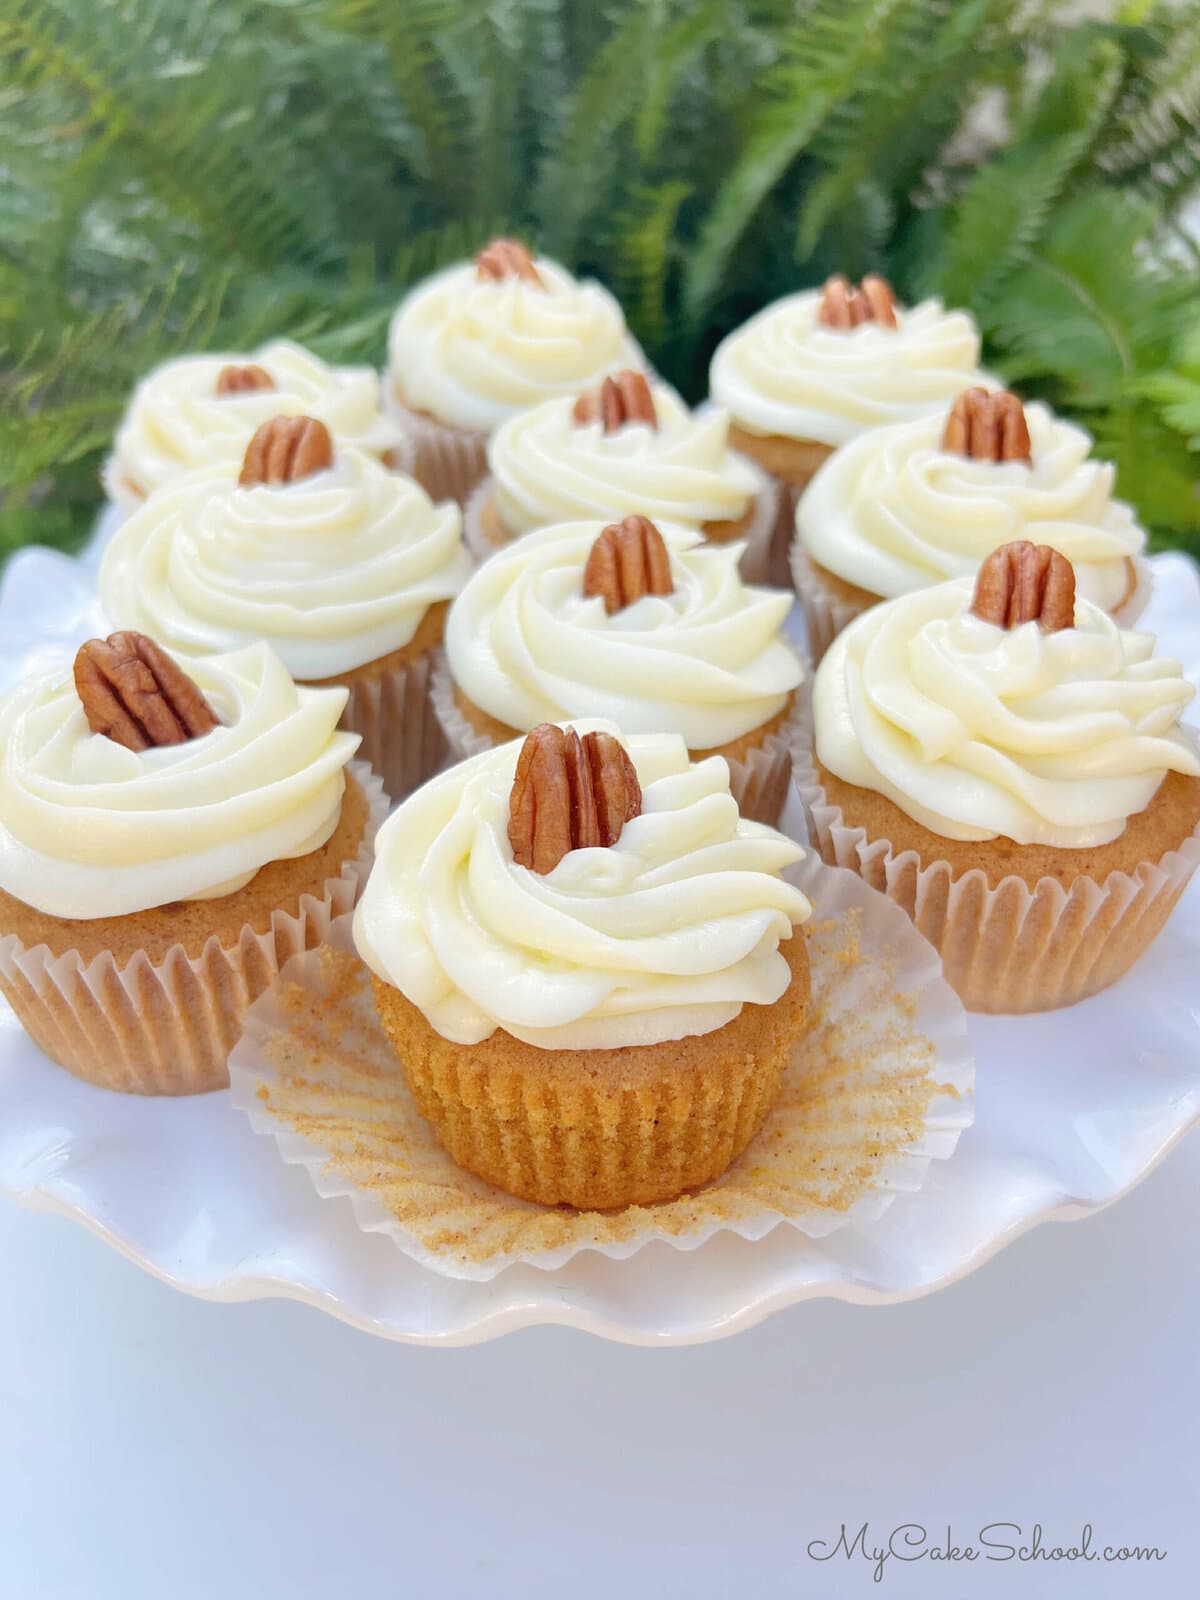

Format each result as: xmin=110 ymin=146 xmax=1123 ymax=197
xmin=228 ymin=790 xmax=974 ymax=1281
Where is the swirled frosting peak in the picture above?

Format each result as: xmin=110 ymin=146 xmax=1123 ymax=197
xmin=100 ymin=448 xmax=471 ymax=681
xmin=353 ymin=724 xmax=811 ymax=1048
xmin=0 ymin=642 xmax=359 ymax=919
xmin=798 ymin=401 xmax=1146 ymax=613
xmin=446 ymin=520 xmax=804 ymax=748
xmin=105 ymin=339 xmax=401 ymax=502
xmin=488 ymin=385 xmax=762 ymax=533
xmin=709 ymin=289 xmax=985 ymax=448
xmin=387 ymin=254 xmax=644 ymax=432
xmin=814 ymin=579 xmax=1200 ymax=848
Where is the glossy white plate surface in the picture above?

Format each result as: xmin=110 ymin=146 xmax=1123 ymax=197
xmin=0 ymin=529 xmax=1197 ymax=1345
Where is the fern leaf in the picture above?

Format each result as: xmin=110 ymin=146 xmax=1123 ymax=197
xmin=683 ymin=0 xmax=910 ymax=322
xmin=931 ymin=35 xmax=1124 ymax=311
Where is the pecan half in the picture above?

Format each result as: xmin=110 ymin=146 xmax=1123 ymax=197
xmin=582 ymin=516 xmax=674 ymax=615
xmin=74 ymin=632 xmax=218 ymax=752
xmin=942 ymin=388 xmax=1032 ymax=465
xmin=817 ymin=273 xmax=898 ymax=330
xmin=239 ymin=415 xmax=333 ymax=486
xmin=508 ymin=725 xmax=642 ymax=874
xmin=572 ymin=370 xmax=658 ymax=432
xmin=475 ymin=237 xmax=543 ymax=287
xmin=970 ymin=541 xmax=1075 ymax=633
xmin=216 ymin=363 xmax=275 ymax=397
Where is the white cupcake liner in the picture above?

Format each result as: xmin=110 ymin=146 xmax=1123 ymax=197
xmin=337 ymin=649 xmax=445 ymax=804
xmin=789 ymin=540 xmax=874 ymax=665
xmin=429 ymin=652 xmax=805 ymax=826
xmin=786 ymin=692 xmax=1200 ymax=1012
xmin=228 ymin=782 xmax=974 ymax=1281
xmin=387 ymin=402 xmax=490 ymax=506
xmin=461 ymin=469 xmax=780 ymax=587
xmin=791 ymin=538 xmax=1156 ymax=666
xmin=725 ymin=463 xmax=780 ymax=585
xmin=0 ymin=762 xmax=388 ymax=1095
xmin=460 ymin=478 xmax=508 ymax=564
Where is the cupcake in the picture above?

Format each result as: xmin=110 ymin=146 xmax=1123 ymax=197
xmin=0 ymin=632 xmax=384 ymax=1093
xmin=796 ymin=541 xmax=1200 ymax=1012
xmin=793 ymin=387 xmax=1150 ymax=661
xmin=709 ymin=274 xmax=988 ymax=581
xmin=386 ymin=238 xmax=645 ymax=505
xmin=353 ymin=720 xmax=813 ymax=1208
xmin=465 ymin=370 xmax=778 ymax=580
xmin=104 ymin=338 xmax=405 ymax=512
xmin=99 ymin=416 xmax=472 ymax=799
xmin=434 ymin=515 xmax=806 ymax=822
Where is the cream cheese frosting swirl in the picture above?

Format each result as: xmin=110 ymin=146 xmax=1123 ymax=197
xmin=446 ymin=521 xmax=804 ymax=748
xmin=353 ymin=723 xmax=811 ymax=1048
xmin=798 ymin=402 xmax=1146 ymax=613
xmin=387 ymin=256 xmax=644 ymax=432
xmin=106 ymin=340 xmax=402 ymax=502
xmin=488 ymin=386 xmax=762 ymax=533
xmin=0 ymin=643 xmax=359 ymax=919
xmin=99 ymin=449 xmax=471 ymax=681
xmin=814 ymin=579 xmax=1200 ymax=848
xmin=710 ymin=290 xmax=986 ymax=448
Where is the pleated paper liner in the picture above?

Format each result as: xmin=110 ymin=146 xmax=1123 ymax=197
xmin=785 ymin=692 xmax=1200 ymax=1012
xmin=790 ymin=537 xmax=1157 ymax=665
xmin=0 ymin=761 xmax=388 ymax=1096
xmin=338 ymin=649 xmax=446 ymax=803
xmin=460 ymin=467 xmax=781 ymax=586
xmin=227 ymin=808 xmax=974 ymax=1282
xmin=389 ymin=402 xmax=490 ymax=507
xmin=428 ymin=654 xmax=804 ymax=828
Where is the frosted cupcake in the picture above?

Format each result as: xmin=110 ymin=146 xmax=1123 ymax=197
xmin=100 ymin=416 xmax=471 ymax=798
xmin=104 ymin=338 xmax=404 ymax=512
xmin=354 ymin=720 xmax=813 ymax=1208
xmin=0 ymin=632 xmax=384 ymax=1093
xmin=710 ymin=274 xmax=987 ymax=580
xmin=386 ymin=239 xmax=644 ymax=505
xmin=465 ymin=370 xmax=777 ymax=579
xmin=434 ymin=515 xmax=806 ymax=822
xmin=793 ymin=388 xmax=1150 ymax=660
xmin=796 ymin=542 xmax=1200 ymax=1012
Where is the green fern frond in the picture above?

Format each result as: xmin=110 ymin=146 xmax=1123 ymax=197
xmin=1 ymin=0 xmax=338 ymax=274
xmin=683 ymin=0 xmax=910 ymax=323
xmin=3 ymin=0 xmax=1200 ymax=560
xmin=980 ymin=192 xmax=1193 ymax=405
xmin=316 ymin=0 xmax=473 ymax=213
xmin=930 ymin=36 xmax=1124 ymax=310
xmin=532 ymin=1 xmax=662 ymax=261
xmin=608 ymin=180 xmax=691 ymax=354
xmin=795 ymin=0 xmax=1005 ymax=261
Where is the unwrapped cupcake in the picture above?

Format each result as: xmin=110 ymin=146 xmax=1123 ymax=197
xmin=465 ymin=369 xmax=777 ymax=579
xmin=433 ymin=514 xmax=806 ymax=823
xmin=100 ymin=416 xmax=472 ymax=799
xmin=386 ymin=238 xmax=645 ymax=505
xmin=104 ymin=338 xmax=404 ymax=513
xmin=796 ymin=541 xmax=1200 ymax=1012
xmin=793 ymin=387 xmax=1150 ymax=660
xmin=353 ymin=720 xmax=814 ymax=1209
xmin=0 ymin=632 xmax=384 ymax=1093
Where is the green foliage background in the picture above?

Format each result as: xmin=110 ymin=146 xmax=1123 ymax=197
xmin=2 ymin=0 xmax=1199 ymax=560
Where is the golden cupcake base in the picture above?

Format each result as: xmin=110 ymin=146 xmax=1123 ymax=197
xmin=371 ymin=933 xmax=811 ymax=1209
